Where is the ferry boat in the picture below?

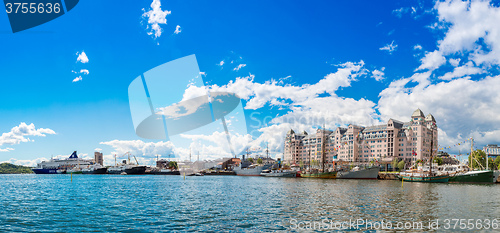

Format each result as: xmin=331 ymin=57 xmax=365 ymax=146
xmin=32 ymin=151 xmax=92 ymax=174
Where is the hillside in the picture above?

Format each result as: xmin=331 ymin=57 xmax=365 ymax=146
xmin=0 ymin=163 xmax=34 ymax=174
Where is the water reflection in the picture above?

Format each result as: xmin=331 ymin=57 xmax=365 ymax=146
xmin=0 ymin=175 xmax=499 ymax=232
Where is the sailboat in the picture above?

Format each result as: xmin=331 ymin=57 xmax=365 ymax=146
xmin=301 ymin=128 xmax=337 ymax=179
xmin=399 ymin=130 xmax=450 ymax=183
xmin=448 ymin=138 xmax=500 ymax=183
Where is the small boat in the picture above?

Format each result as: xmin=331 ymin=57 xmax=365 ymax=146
xmin=260 ymin=169 xmax=297 ymax=177
xmin=336 ymin=166 xmax=380 ymax=179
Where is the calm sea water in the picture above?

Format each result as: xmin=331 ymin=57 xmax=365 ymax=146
xmin=1 ymin=174 xmax=499 ymax=232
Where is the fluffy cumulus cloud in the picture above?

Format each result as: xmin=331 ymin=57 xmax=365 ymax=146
xmin=379 ymin=40 xmax=398 ymax=54
xmin=0 ymin=123 xmax=56 ymax=152
xmin=372 ymin=67 xmax=385 ymax=81
xmin=211 ymin=61 xmax=367 ymax=110
xmin=76 ymin=51 xmax=89 ymax=63
xmin=100 ymin=140 xmax=175 ymax=158
xmin=142 ymin=0 xmax=171 ymax=39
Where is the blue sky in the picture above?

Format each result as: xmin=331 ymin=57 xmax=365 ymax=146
xmin=1 ymin=0 xmax=500 ymax=165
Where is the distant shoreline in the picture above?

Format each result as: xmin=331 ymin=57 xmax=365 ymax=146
xmin=0 ymin=163 xmax=34 ymax=174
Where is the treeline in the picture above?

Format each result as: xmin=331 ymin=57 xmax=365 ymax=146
xmin=0 ymin=163 xmax=34 ymax=174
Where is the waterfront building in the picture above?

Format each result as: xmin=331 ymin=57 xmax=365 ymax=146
xmin=284 ymin=109 xmax=438 ymax=167
xmin=94 ymin=152 xmax=103 ymax=165
xmin=483 ymin=144 xmax=500 ymax=159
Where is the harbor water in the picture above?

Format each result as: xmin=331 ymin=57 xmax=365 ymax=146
xmin=1 ymin=174 xmax=499 ymax=232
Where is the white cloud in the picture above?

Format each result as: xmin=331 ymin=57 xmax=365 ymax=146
xmin=0 ymin=123 xmax=56 ymax=152
xmin=379 ymin=41 xmax=398 ymax=54
xmin=371 ymin=67 xmax=385 ymax=81
xmin=76 ymin=51 xmax=89 ymax=63
xmin=440 ymin=61 xmax=484 ymax=80
xmin=72 ymin=76 xmax=82 ymax=82
xmin=80 ymin=69 xmax=89 ymax=75
xmin=100 ymin=140 xmax=175 ymax=159
xmin=378 ymin=74 xmax=500 ymax=153
xmin=413 ymin=44 xmax=423 ymax=50
xmin=94 ymin=148 xmax=102 ymax=152
xmin=233 ymin=64 xmax=246 ymax=71
xmin=0 ymin=148 xmax=14 ymax=152
xmin=2 ymin=157 xmax=48 ymax=167
xmin=174 ymin=25 xmax=181 ymax=34
xmin=142 ymin=0 xmax=171 ymax=39
xmin=416 ymin=50 xmax=446 ymax=71
xmin=218 ymin=60 xmax=224 ymax=66
xmin=211 ymin=61 xmax=366 ymax=110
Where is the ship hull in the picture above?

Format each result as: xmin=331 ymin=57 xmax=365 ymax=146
xmin=32 ymin=168 xmax=58 ymax=174
xmin=82 ymin=168 xmax=108 ymax=174
xmin=301 ymin=172 xmax=337 ymax=179
xmin=154 ymin=170 xmax=180 ymax=175
xmin=125 ymin=166 xmax=146 ymax=175
xmin=337 ymin=167 xmax=380 ymax=179
xmin=449 ymin=170 xmax=497 ymax=183
xmin=261 ymin=171 xmax=297 ymax=177
xmin=400 ymin=175 xmax=449 ymax=183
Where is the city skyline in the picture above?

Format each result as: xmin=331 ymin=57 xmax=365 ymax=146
xmin=2 ymin=0 xmax=500 ymax=167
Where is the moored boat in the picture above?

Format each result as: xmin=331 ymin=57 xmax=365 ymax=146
xmin=32 ymin=151 xmax=92 ymax=174
xmin=82 ymin=164 xmax=108 ymax=174
xmin=300 ymin=171 xmax=337 ymax=179
xmin=336 ymin=166 xmax=380 ymax=179
xmin=234 ymin=163 xmax=272 ymax=176
xmin=260 ymin=169 xmax=297 ymax=177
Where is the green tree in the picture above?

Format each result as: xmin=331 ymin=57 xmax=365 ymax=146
xmin=397 ymin=161 xmax=405 ymax=171
xmin=247 ymin=158 xmax=254 ymax=163
xmin=495 ymin=156 xmax=500 ymax=170
xmin=168 ymin=161 xmax=178 ymax=169
xmin=257 ymin=158 xmax=263 ymax=164
xmin=392 ymin=158 xmax=399 ymax=171
xmin=433 ymin=157 xmax=443 ymax=166
xmin=299 ymin=160 xmax=304 ymax=168
xmin=469 ymin=149 xmax=491 ymax=170
xmin=0 ymin=163 xmax=33 ymax=174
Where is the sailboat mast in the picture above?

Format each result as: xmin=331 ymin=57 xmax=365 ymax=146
xmin=471 ymin=137 xmax=474 ymax=169
xmin=429 ymin=130 xmax=434 ymax=175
